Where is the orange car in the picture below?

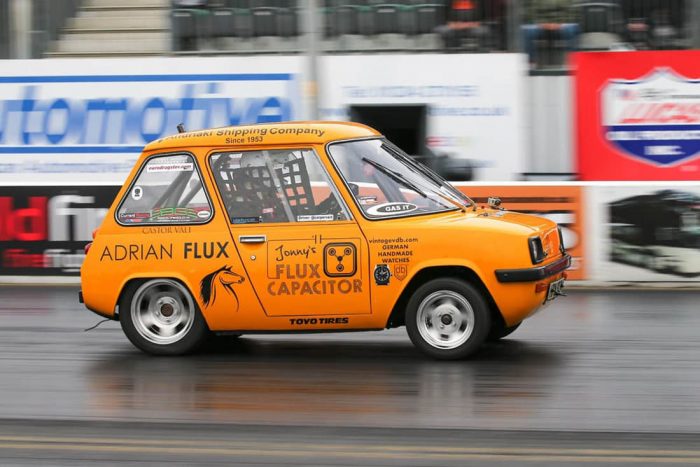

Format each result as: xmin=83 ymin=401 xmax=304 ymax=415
xmin=80 ymin=121 xmax=570 ymax=359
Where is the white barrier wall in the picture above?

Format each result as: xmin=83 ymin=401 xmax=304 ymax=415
xmin=321 ymin=54 xmax=527 ymax=181
xmin=0 ymin=57 xmax=303 ymax=184
xmin=0 ymin=54 xmax=527 ymax=184
xmin=586 ymin=183 xmax=700 ymax=283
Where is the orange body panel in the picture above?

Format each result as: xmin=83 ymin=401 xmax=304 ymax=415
xmin=81 ymin=121 xmax=568 ymax=332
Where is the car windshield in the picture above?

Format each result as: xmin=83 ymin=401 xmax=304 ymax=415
xmin=327 ymin=139 xmax=472 ymax=219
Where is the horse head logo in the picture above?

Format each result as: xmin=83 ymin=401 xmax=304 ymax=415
xmin=200 ymin=265 xmax=245 ymax=311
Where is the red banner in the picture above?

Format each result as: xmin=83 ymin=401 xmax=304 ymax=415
xmin=0 ymin=186 xmax=119 ymax=276
xmin=574 ymin=50 xmax=700 ymax=180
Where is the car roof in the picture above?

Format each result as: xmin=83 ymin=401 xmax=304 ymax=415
xmin=145 ymin=121 xmax=381 ymax=152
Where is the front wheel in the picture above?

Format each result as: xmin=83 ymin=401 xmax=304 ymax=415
xmin=405 ymin=278 xmax=491 ymax=360
xmin=120 ymin=279 xmax=209 ymax=355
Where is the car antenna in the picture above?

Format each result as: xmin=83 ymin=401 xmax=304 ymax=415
xmin=177 ymin=123 xmax=186 ymax=133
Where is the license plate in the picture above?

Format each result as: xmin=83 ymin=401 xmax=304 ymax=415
xmin=545 ymin=278 xmax=565 ymax=303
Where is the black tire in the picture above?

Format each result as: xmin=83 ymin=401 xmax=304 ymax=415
xmin=405 ymin=278 xmax=491 ymax=360
xmin=119 ymin=279 xmax=209 ymax=356
xmin=487 ymin=321 xmax=521 ymax=341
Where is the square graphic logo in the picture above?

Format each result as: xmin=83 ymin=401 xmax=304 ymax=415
xmin=323 ymin=243 xmax=357 ymax=277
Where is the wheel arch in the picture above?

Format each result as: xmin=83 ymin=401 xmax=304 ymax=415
xmin=115 ymin=274 xmax=205 ymax=324
xmin=385 ymin=265 xmax=504 ymax=330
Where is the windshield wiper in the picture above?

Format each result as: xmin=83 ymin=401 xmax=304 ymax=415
xmin=382 ymin=144 xmax=473 ymax=207
xmin=362 ymin=158 xmax=428 ymax=199
xmin=362 ymin=157 xmax=466 ymax=213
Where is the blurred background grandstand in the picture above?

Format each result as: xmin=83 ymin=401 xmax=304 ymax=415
xmin=0 ymin=0 xmax=698 ymax=69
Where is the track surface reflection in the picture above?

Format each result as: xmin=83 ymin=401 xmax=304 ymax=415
xmin=1 ymin=286 xmax=699 ymax=465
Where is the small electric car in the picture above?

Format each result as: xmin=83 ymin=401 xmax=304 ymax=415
xmin=80 ymin=122 xmax=570 ymax=359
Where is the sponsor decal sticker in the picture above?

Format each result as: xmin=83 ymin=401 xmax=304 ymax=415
xmin=232 ymin=216 xmax=261 ymax=224
xmin=374 ymin=264 xmax=391 ymax=285
xmin=602 ymin=68 xmax=700 ymax=166
xmin=266 ymin=236 xmax=363 ymax=296
xmin=289 ymin=317 xmax=349 ymax=325
xmin=323 ymin=243 xmax=357 ymax=277
xmin=394 ymin=264 xmax=408 ymax=281
xmin=146 ymin=162 xmax=194 ymax=173
xmin=184 ymin=241 xmax=229 ymax=259
xmin=131 ymin=186 xmax=143 ymax=201
xmin=141 ymin=226 xmax=192 ymax=234
xmin=267 ymin=263 xmax=363 ymax=296
xmin=199 ymin=265 xmax=245 ymax=310
xmin=100 ymin=243 xmax=173 ymax=262
xmin=368 ymin=236 xmax=418 ymax=264
xmin=366 ymin=202 xmax=418 ymax=216
xmin=297 ymin=214 xmax=335 ymax=222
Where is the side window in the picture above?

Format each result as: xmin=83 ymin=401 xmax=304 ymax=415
xmin=117 ymin=154 xmax=212 ymax=225
xmin=210 ymin=148 xmax=350 ymax=224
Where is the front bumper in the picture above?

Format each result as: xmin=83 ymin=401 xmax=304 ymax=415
xmin=495 ymin=254 xmax=571 ymax=283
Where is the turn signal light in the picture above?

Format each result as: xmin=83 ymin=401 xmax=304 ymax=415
xmin=535 ymin=282 xmax=548 ymax=293
xmin=84 ymin=242 xmax=93 ymax=254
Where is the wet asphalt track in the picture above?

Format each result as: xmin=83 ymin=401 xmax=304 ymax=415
xmin=1 ymin=286 xmax=700 ymax=465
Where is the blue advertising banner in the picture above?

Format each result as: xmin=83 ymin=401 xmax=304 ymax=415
xmin=0 ymin=57 xmax=301 ymax=183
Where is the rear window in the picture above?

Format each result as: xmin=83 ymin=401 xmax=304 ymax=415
xmin=117 ymin=154 xmax=212 ymax=225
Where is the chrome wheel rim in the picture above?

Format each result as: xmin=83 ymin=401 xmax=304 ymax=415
xmin=416 ymin=290 xmax=475 ymax=350
xmin=131 ymin=279 xmax=195 ymax=345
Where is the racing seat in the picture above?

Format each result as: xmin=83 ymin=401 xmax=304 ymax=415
xmin=274 ymin=157 xmax=315 ymax=218
xmin=220 ymin=165 xmax=289 ymax=223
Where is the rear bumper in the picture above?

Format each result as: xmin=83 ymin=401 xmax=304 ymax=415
xmin=80 ymin=289 xmax=118 ymax=320
xmin=495 ymin=254 xmax=571 ymax=283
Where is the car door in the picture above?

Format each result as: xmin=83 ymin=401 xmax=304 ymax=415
xmin=208 ymin=147 xmax=371 ymax=318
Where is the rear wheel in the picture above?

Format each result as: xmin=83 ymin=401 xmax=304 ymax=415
xmin=120 ymin=279 xmax=208 ymax=355
xmin=405 ymin=278 xmax=491 ymax=360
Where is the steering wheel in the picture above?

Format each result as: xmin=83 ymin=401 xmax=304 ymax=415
xmin=316 ymin=194 xmax=341 ymax=216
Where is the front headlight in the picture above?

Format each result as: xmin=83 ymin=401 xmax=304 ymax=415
xmin=528 ymin=236 xmax=546 ymax=264
xmin=557 ymin=226 xmax=566 ymax=254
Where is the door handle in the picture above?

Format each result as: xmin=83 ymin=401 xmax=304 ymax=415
xmin=239 ymin=235 xmax=267 ymax=244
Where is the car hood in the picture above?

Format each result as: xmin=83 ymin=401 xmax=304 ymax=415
xmin=425 ymin=208 xmax=555 ymax=235
xmin=473 ymin=209 xmax=553 ymax=231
